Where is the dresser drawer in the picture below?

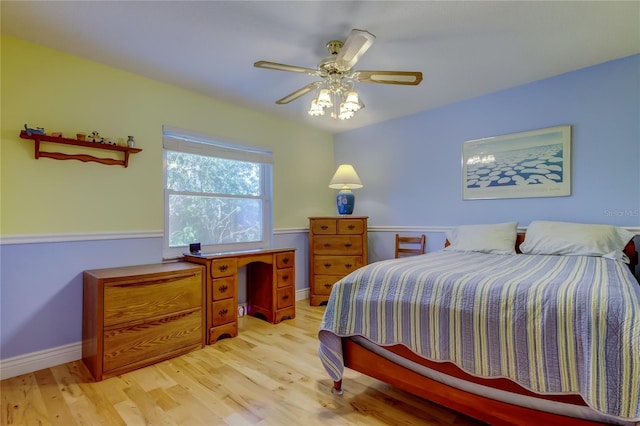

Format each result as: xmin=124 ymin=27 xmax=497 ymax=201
xmin=313 ymin=275 xmax=342 ymax=295
xmin=211 ymin=299 xmax=236 ymax=326
xmin=103 ymin=272 xmax=202 ymax=327
xmin=276 ymin=252 xmax=294 ymax=269
xmin=211 ymin=258 xmax=237 ymax=278
xmin=277 ymin=268 xmax=293 ymax=288
xmin=310 ymin=219 xmax=337 ymax=234
xmin=338 ymin=219 xmax=365 ymax=234
xmin=313 ymin=236 xmax=363 ymax=255
xmin=314 ymin=255 xmax=363 ymax=275
xmin=277 ymin=287 xmax=294 ymax=309
xmin=212 ymin=276 xmax=235 ymax=301
xmin=103 ymin=309 xmax=202 ymax=373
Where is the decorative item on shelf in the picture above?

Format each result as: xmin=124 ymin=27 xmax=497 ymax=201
xmin=103 ymin=138 xmax=117 ymax=146
xmin=24 ymin=124 xmax=45 ymax=136
xmin=328 ymin=164 xmax=363 ymax=215
xmin=87 ymin=131 xmax=103 ymax=143
xmin=76 ymin=132 xmax=87 ymax=141
xmin=50 ymin=132 xmax=62 ymax=137
xmin=127 ymin=136 xmax=136 ymax=148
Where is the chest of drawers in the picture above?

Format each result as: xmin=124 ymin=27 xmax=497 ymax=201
xmin=309 ymin=216 xmax=368 ymax=306
xmin=82 ymin=262 xmax=205 ymax=381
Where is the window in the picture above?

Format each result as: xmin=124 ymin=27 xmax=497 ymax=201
xmin=163 ymin=126 xmax=273 ymax=259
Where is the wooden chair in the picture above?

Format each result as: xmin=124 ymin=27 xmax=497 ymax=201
xmin=395 ymin=234 xmax=426 ymax=258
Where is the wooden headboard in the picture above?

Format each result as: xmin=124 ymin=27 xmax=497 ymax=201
xmin=445 ymin=232 xmax=638 ymax=272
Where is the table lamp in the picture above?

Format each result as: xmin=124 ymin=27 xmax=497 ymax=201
xmin=328 ymin=164 xmax=363 ymax=215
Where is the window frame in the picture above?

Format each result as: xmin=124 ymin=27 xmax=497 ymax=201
xmin=162 ymin=125 xmax=273 ymax=260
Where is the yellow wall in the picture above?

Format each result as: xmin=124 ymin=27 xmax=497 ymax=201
xmin=1 ymin=36 xmax=336 ymax=235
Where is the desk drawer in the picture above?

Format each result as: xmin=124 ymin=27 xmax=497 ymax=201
xmin=212 ymin=276 xmax=235 ymax=301
xmin=211 ymin=299 xmax=235 ymax=326
xmin=211 ymin=258 xmax=237 ymax=278
xmin=104 ymin=272 xmax=201 ymax=327
xmin=276 ymin=252 xmax=294 ymax=269
xmin=103 ymin=309 xmax=201 ymax=373
xmin=277 ymin=287 xmax=294 ymax=309
xmin=277 ymin=268 xmax=293 ymax=288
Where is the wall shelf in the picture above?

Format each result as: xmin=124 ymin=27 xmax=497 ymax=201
xmin=19 ymin=131 xmax=142 ymax=167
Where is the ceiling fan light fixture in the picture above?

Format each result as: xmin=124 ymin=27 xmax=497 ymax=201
xmin=317 ymin=89 xmax=333 ymax=108
xmin=255 ymin=28 xmax=422 ymax=122
xmin=308 ymin=98 xmax=325 ymax=116
xmin=343 ymin=91 xmax=361 ymax=112
xmin=338 ymin=103 xmax=355 ymax=120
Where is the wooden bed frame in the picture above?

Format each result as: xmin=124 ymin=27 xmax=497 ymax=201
xmin=332 ymin=235 xmax=639 ymax=426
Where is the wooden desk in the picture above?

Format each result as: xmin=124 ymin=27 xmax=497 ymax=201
xmin=184 ymin=248 xmax=295 ymax=344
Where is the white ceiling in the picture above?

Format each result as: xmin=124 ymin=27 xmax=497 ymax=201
xmin=2 ymin=1 xmax=639 ymax=134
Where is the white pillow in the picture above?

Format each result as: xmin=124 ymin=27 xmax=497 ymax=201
xmin=445 ymin=222 xmax=518 ymax=255
xmin=520 ymin=220 xmax=635 ymax=262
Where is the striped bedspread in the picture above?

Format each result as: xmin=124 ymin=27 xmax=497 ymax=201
xmin=318 ymin=251 xmax=640 ymax=420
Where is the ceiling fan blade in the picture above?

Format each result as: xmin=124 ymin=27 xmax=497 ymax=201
xmin=275 ymin=82 xmax=319 ymax=104
xmin=353 ymin=70 xmax=423 ymax=85
xmin=335 ymin=29 xmax=375 ymax=71
xmin=254 ymin=61 xmax=320 ymax=76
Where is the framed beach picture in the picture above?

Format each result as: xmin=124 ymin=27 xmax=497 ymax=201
xmin=462 ymin=125 xmax=571 ymax=200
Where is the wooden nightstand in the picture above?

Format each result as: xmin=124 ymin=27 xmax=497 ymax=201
xmin=308 ymin=216 xmax=368 ymax=306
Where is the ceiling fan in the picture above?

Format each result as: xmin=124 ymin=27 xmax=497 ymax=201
xmin=254 ymin=29 xmax=423 ymax=120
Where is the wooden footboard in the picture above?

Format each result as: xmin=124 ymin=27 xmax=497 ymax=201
xmin=339 ymin=339 xmax=605 ymax=426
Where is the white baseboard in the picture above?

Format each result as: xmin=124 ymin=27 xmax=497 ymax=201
xmin=2 ymin=292 xmax=312 ymax=379
xmin=296 ymin=288 xmax=310 ymax=301
xmin=0 ymin=342 xmax=82 ymax=380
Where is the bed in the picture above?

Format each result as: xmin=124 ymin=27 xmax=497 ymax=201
xmin=318 ymin=221 xmax=640 ymax=426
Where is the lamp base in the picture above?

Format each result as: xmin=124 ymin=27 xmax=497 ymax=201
xmin=336 ymin=189 xmax=355 ymax=215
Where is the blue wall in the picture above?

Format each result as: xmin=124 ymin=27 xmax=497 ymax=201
xmin=335 ymin=55 xmax=640 ymax=228
xmin=0 ymin=233 xmax=308 ymax=361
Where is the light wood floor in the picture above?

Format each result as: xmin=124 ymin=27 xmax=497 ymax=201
xmin=2 ymin=300 xmax=484 ymax=425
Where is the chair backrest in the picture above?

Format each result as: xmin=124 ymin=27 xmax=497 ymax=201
xmin=395 ymin=234 xmax=426 ymax=258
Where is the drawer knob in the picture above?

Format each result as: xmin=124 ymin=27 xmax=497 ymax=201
xmin=323 ymin=243 xmax=331 ymax=248
xmin=218 ymin=265 xmax=228 ymax=272
xmin=218 ymin=308 xmax=228 ymax=316
xmin=348 ymin=224 xmax=355 ymax=230
xmin=345 ymin=263 xmax=353 ymax=269
xmin=282 ymin=275 xmax=289 ymax=281
xmin=282 ymin=294 xmax=289 ymax=300
xmin=323 ymin=263 xmax=332 ymax=268
xmin=218 ymin=284 xmax=228 ymax=293
xmin=282 ymin=257 xmax=290 ymax=264
xmin=344 ymin=243 xmax=352 ymax=248
xmin=320 ymin=225 xmax=328 ymax=230
xmin=324 ymin=283 xmax=332 ymax=288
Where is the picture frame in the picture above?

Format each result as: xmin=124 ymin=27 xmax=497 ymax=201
xmin=462 ymin=125 xmax=571 ymax=200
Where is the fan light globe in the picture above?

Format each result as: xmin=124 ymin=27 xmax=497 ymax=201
xmin=317 ymin=89 xmax=332 ymax=108
xmin=343 ymin=91 xmax=361 ymax=112
xmin=338 ymin=105 xmax=355 ymax=120
xmin=308 ymin=98 xmax=325 ymax=116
